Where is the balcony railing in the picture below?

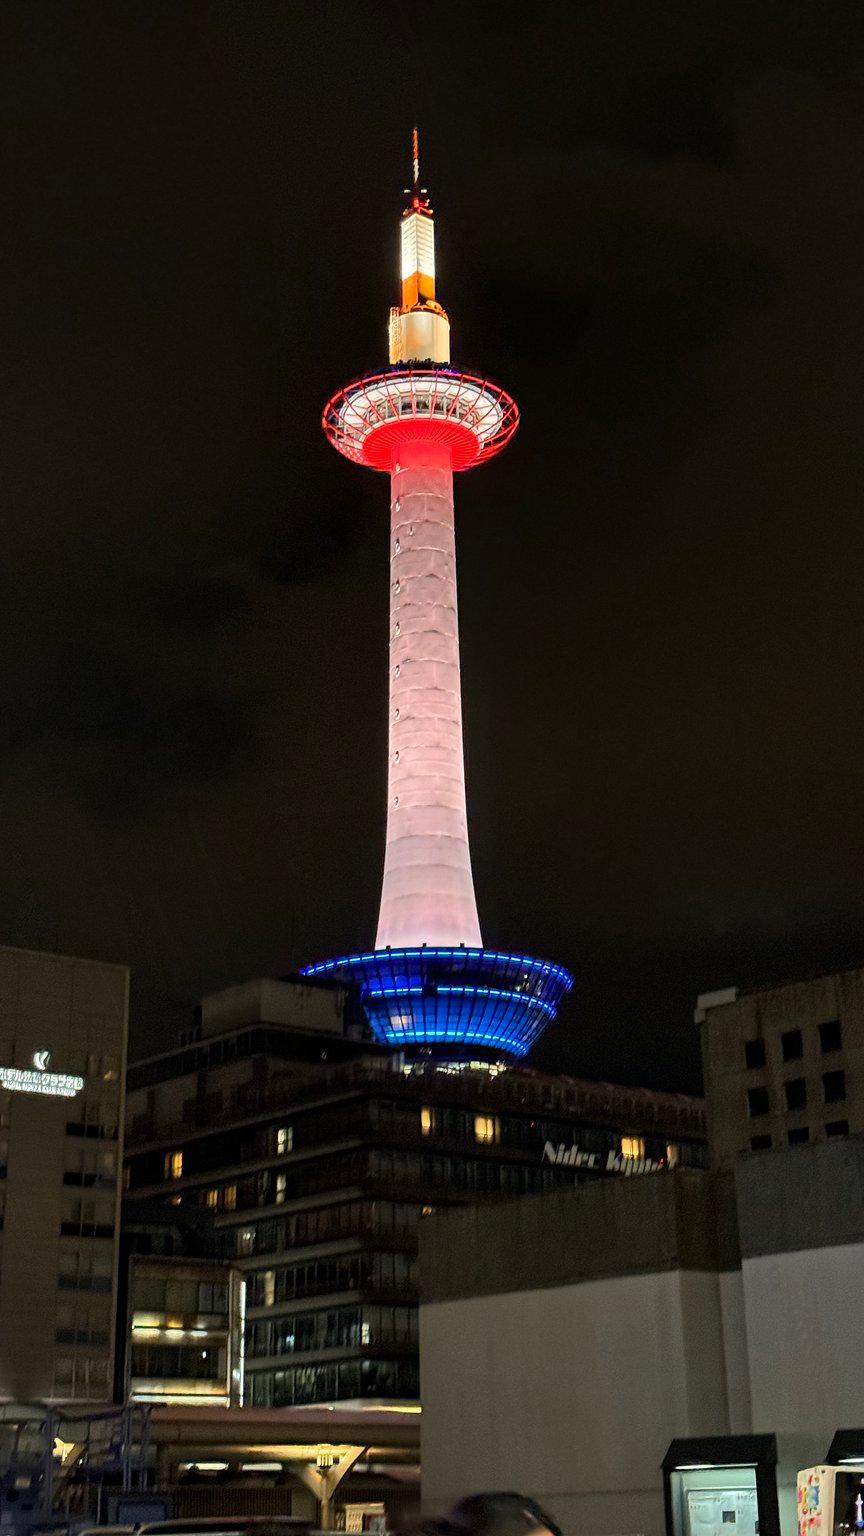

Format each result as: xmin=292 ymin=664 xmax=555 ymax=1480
xmin=127 ymin=1056 xmax=706 ymax=1151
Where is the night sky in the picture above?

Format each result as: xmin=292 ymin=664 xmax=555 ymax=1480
xmin=2 ymin=0 xmax=864 ymax=1093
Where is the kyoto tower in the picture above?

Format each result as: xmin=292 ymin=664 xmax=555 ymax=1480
xmin=302 ymin=134 xmax=572 ymax=1058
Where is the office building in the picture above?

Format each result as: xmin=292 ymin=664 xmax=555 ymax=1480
xmin=124 ymin=975 xmax=706 ymax=1410
xmin=0 ymin=944 xmax=128 ymax=1402
xmin=697 ymin=966 xmax=863 ymax=1167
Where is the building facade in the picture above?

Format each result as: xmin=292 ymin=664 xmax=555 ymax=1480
xmin=124 ymin=977 xmax=706 ymax=1410
xmin=0 ymin=944 xmax=128 ymax=1402
xmin=122 ymin=1252 xmax=244 ymax=1408
xmin=697 ymin=967 xmax=863 ymax=1167
xmin=420 ymin=1137 xmax=864 ymax=1536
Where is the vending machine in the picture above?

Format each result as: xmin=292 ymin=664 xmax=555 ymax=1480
xmin=798 ymin=1465 xmax=864 ymax=1536
xmin=664 ymin=1436 xmax=781 ymax=1536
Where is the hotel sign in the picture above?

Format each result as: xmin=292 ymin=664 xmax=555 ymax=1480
xmin=543 ymin=1140 xmax=664 ymax=1177
xmin=0 ymin=1051 xmax=84 ymax=1099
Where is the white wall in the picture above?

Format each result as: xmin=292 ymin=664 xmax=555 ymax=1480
xmin=719 ymin=1269 xmax=753 ymax=1434
xmin=421 ymin=1269 xmax=736 ymax=1536
xmin=742 ymin=1241 xmax=863 ymax=1524
xmin=743 ymin=1241 xmax=864 ymax=1438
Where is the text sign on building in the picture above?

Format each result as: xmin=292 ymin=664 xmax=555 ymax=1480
xmin=0 ymin=1051 xmax=84 ymax=1099
xmin=543 ymin=1140 xmax=664 ymax=1177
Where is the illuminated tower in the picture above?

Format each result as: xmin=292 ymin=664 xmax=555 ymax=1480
xmin=302 ymin=134 xmax=571 ymax=1057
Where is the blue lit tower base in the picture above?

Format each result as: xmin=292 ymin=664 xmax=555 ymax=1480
xmin=300 ymin=947 xmax=571 ymax=1059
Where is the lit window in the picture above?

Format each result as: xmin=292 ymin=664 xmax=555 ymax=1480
xmin=205 ymin=1188 xmax=219 ymax=1210
xmin=165 ymin=1150 xmax=183 ymax=1181
xmin=666 ymin=1143 xmax=679 ymax=1168
xmin=621 ymin=1136 xmax=645 ymax=1160
xmin=263 ymin=1270 xmax=275 ymax=1307
xmin=238 ymin=1229 xmax=255 ymax=1256
xmin=420 ymin=1107 xmax=436 ymax=1137
xmin=275 ymin=1173 xmax=286 ymax=1205
xmin=474 ymin=1115 xmax=500 ymax=1145
xmin=223 ymin=1184 xmax=237 ymax=1211
xmin=276 ymin=1126 xmax=293 ymax=1155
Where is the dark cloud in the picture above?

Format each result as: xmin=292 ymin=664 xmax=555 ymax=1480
xmin=0 ymin=0 xmax=861 ymax=1089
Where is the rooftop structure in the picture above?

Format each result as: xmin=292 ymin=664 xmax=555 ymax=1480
xmin=697 ymin=964 xmax=861 ymax=1167
xmin=304 ymin=133 xmax=571 ymax=1058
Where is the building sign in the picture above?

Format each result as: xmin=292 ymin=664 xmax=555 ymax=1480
xmin=0 ymin=1051 xmax=84 ymax=1099
xmin=543 ymin=1140 xmax=664 ymax=1176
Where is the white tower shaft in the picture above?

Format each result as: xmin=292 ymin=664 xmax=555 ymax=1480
xmin=375 ymin=439 xmax=482 ymax=950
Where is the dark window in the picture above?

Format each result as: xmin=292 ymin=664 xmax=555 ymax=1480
xmin=781 ymin=1029 xmax=803 ymax=1062
xmin=787 ymin=1127 xmax=809 ymax=1145
xmin=819 ymin=1019 xmax=843 ymax=1053
xmin=750 ymin=1135 xmax=772 ymax=1151
xmin=251 ymin=1355 xmax=420 ymax=1409
xmin=747 ymin=1087 xmax=770 ymax=1118
xmin=823 ymin=1069 xmax=846 ymax=1104
xmin=744 ymin=1039 xmax=766 ymax=1069
xmin=59 ymin=1222 xmax=115 ymax=1240
xmin=130 ymin=1343 xmax=224 ymax=1382
xmin=784 ymin=1078 xmax=807 ymax=1111
xmin=825 ymin=1119 xmax=849 ymax=1138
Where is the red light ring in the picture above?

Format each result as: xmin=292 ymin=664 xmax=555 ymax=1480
xmin=322 ymin=369 xmax=519 ymax=472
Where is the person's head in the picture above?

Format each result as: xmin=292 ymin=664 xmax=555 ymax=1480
xmin=444 ymin=1493 xmax=562 ymax=1536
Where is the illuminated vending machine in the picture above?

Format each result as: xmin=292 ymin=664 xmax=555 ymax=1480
xmin=663 ymin=1437 xmax=781 ymax=1536
xmin=799 ymin=1467 xmax=836 ymax=1536
xmin=799 ymin=1465 xmax=864 ymax=1536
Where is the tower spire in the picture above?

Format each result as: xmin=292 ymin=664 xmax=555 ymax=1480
xmin=390 ymin=127 xmax=449 ymax=365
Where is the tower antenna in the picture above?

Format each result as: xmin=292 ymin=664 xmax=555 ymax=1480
xmin=412 ymin=125 xmax=420 ymax=193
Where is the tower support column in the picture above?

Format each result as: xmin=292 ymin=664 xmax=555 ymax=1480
xmin=375 ymin=439 xmax=482 ymax=950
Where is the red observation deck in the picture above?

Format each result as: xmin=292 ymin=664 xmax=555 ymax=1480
xmin=322 ymin=366 xmax=519 ymax=472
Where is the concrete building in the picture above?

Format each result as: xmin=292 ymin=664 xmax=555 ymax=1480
xmin=697 ymin=966 xmax=863 ymax=1167
xmin=0 ymin=944 xmax=128 ymax=1402
xmin=125 ymin=974 xmax=705 ymax=1410
xmin=420 ymin=1137 xmax=864 ymax=1536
